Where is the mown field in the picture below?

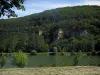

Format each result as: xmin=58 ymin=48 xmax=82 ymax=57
xmin=0 ymin=66 xmax=100 ymax=75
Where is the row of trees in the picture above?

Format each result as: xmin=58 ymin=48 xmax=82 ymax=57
xmin=50 ymin=34 xmax=98 ymax=52
xmin=0 ymin=33 xmax=99 ymax=53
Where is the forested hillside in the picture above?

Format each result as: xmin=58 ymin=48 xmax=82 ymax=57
xmin=0 ymin=5 xmax=100 ymax=53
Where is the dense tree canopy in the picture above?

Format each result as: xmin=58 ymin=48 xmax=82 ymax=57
xmin=0 ymin=5 xmax=100 ymax=53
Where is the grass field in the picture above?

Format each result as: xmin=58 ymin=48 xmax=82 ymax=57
xmin=0 ymin=66 xmax=100 ymax=75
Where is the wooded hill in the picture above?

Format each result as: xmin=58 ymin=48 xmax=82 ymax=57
xmin=0 ymin=5 xmax=100 ymax=53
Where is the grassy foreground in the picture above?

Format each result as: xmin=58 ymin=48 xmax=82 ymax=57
xmin=0 ymin=66 xmax=100 ymax=75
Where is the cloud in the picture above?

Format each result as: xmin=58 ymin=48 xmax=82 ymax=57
xmin=83 ymin=0 xmax=100 ymax=5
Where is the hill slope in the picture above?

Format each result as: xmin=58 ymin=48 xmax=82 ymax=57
xmin=0 ymin=5 xmax=100 ymax=52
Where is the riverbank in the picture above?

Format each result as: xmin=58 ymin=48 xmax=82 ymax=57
xmin=0 ymin=66 xmax=100 ymax=75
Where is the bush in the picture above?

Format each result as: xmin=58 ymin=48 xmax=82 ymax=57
xmin=30 ymin=50 xmax=37 ymax=55
xmin=73 ymin=55 xmax=79 ymax=66
xmin=12 ymin=51 xmax=28 ymax=68
xmin=41 ymin=44 xmax=49 ymax=52
xmin=71 ymin=50 xmax=76 ymax=56
xmin=0 ymin=53 xmax=6 ymax=68
xmin=60 ymin=52 xmax=65 ymax=56
xmin=73 ymin=52 xmax=82 ymax=66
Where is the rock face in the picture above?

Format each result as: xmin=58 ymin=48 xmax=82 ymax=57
xmin=38 ymin=28 xmax=88 ymax=44
xmin=52 ymin=28 xmax=64 ymax=43
xmin=51 ymin=29 xmax=88 ymax=43
xmin=39 ymin=30 xmax=43 ymax=35
xmin=58 ymin=29 xmax=63 ymax=40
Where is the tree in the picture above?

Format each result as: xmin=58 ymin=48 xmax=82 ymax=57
xmin=15 ymin=34 xmax=28 ymax=52
xmin=0 ymin=0 xmax=25 ymax=18
xmin=57 ymin=39 xmax=68 ymax=52
xmin=0 ymin=53 xmax=7 ymax=68
xmin=12 ymin=51 xmax=28 ymax=68
xmin=7 ymin=35 xmax=18 ymax=52
xmin=41 ymin=44 xmax=49 ymax=52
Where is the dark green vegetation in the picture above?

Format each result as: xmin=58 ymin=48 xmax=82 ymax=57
xmin=0 ymin=0 xmax=25 ymax=17
xmin=0 ymin=53 xmax=6 ymax=68
xmin=0 ymin=5 xmax=100 ymax=55
xmin=30 ymin=50 xmax=37 ymax=55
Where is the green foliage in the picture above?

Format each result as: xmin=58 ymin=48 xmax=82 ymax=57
xmin=12 ymin=51 xmax=28 ymax=68
xmin=0 ymin=6 xmax=100 ymax=53
xmin=30 ymin=50 xmax=37 ymax=55
xmin=0 ymin=0 xmax=25 ymax=18
xmin=73 ymin=52 xmax=82 ymax=66
xmin=60 ymin=52 xmax=65 ymax=56
xmin=41 ymin=44 xmax=49 ymax=52
xmin=57 ymin=39 xmax=68 ymax=52
xmin=71 ymin=50 xmax=76 ymax=56
xmin=0 ymin=53 xmax=7 ymax=68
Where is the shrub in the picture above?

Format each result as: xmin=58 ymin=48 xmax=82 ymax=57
xmin=71 ymin=50 xmax=76 ymax=56
xmin=73 ymin=52 xmax=82 ymax=66
xmin=0 ymin=53 xmax=6 ymax=68
xmin=73 ymin=55 xmax=79 ymax=66
xmin=60 ymin=52 xmax=65 ymax=56
xmin=12 ymin=51 xmax=28 ymax=68
xmin=30 ymin=50 xmax=37 ymax=55
xmin=41 ymin=44 xmax=49 ymax=52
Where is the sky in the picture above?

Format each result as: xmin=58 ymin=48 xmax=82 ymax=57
xmin=1 ymin=0 xmax=100 ymax=19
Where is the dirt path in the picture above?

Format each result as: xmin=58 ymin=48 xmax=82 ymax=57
xmin=0 ymin=66 xmax=100 ymax=75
